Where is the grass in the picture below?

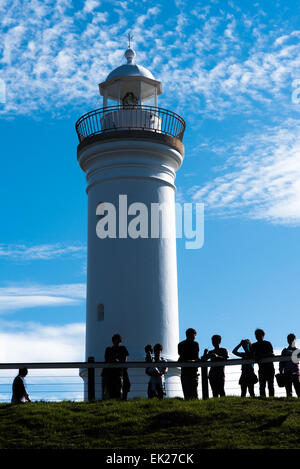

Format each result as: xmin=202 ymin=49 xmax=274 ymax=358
xmin=0 ymin=397 xmax=299 ymax=449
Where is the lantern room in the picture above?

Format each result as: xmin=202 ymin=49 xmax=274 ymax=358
xmin=99 ymin=47 xmax=162 ymax=108
xmin=76 ymin=44 xmax=185 ymax=143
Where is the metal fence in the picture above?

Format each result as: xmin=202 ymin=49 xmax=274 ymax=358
xmin=0 ymin=355 xmax=298 ymax=403
xmin=75 ymin=105 xmax=186 ymax=143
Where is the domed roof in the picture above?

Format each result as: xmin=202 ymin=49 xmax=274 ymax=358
xmin=105 ymin=48 xmax=155 ymax=81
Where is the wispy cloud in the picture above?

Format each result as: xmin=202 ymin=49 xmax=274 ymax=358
xmin=191 ymin=119 xmax=300 ymax=224
xmin=0 ymin=243 xmax=86 ymax=261
xmin=0 ymin=1 xmax=299 ymax=119
xmin=0 ymin=0 xmax=160 ymax=116
xmin=1 ymin=2 xmax=300 ymax=228
xmin=0 ymin=283 xmax=86 ymax=312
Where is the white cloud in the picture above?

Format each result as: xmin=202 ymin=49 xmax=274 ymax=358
xmin=0 ymin=283 xmax=86 ymax=312
xmin=0 ymin=320 xmax=85 ymax=401
xmin=191 ymin=120 xmax=300 ymax=224
xmin=0 ymin=243 xmax=86 ymax=260
xmin=83 ymin=0 xmax=101 ymax=14
xmin=0 ymin=320 xmax=85 ymax=362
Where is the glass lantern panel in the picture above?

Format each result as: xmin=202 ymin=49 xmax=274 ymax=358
xmin=107 ymin=97 xmax=118 ymax=108
xmin=140 ymin=81 xmax=156 ymax=103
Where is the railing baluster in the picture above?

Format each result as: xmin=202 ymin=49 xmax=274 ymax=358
xmin=93 ymin=114 xmax=97 ymax=135
xmin=176 ymin=116 xmax=179 ymax=137
xmin=85 ymin=116 xmax=90 ymax=137
xmin=83 ymin=119 xmax=87 ymax=140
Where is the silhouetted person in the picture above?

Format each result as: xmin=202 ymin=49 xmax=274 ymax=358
xmin=203 ymin=335 xmax=228 ymax=397
xmin=11 ymin=368 xmax=31 ymax=404
xmin=145 ymin=344 xmax=153 ymax=363
xmin=232 ymin=339 xmax=257 ymax=397
xmin=178 ymin=328 xmax=199 ymax=400
xmin=145 ymin=344 xmax=154 ymax=397
xmin=251 ymin=329 xmax=275 ymax=397
xmin=103 ymin=334 xmax=130 ymax=400
xmin=279 ymin=333 xmax=300 ymax=397
xmin=146 ymin=344 xmax=168 ymax=399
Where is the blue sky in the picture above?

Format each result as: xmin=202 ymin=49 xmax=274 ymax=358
xmin=0 ymin=0 xmax=300 ymax=377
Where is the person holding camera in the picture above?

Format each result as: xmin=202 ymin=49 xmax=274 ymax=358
xmin=145 ymin=344 xmax=168 ymax=399
xmin=232 ymin=339 xmax=257 ymax=397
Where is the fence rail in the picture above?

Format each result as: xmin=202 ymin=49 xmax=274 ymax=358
xmin=0 ymin=355 xmax=298 ymax=402
xmin=0 ymin=355 xmax=294 ymax=369
xmin=75 ymin=105 xmax=186 ymax=143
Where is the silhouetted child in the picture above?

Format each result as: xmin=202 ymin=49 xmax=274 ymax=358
xmin=203 ymin=335 xmax=228 ymax=397
xmin=251 ymin=329 xmax=275 ymax=397
xmin=232 ymin=339 xmax=257 ymax=397
xmin=146 ymin=344 xmax=168 ymax=399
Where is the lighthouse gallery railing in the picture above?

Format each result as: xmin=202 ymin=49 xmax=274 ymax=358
xmin=75 ymin=105 xmax=186 ymax=143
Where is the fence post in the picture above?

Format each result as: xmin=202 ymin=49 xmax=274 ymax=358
xmin=88 ymin=356 xmax=95 ymax=402
xmin=201 ymin=366 xmax=209 ymax=400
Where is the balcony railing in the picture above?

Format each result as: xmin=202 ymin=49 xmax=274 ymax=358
xmin=75 ymin=105 xmax=186 ymax=143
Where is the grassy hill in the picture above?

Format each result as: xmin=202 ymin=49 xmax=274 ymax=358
xmin=0 ymin=397 xmax=299 ymax=449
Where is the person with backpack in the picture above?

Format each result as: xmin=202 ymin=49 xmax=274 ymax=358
xmin=279 ymin=333 xmax=300 ymax=397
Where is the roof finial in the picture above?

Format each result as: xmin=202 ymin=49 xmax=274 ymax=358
xmin=125 ymin=32 xmax=136 ymax=64
xmin=127 ymin=32 xmax=133 ymax=49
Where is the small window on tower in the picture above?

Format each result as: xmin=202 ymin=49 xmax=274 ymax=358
xmin=97 ymin=304 xmax=104 ymax=321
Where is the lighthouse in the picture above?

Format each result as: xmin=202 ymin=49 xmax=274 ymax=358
xmin=76 ymin=44 xmax=185 ymax=398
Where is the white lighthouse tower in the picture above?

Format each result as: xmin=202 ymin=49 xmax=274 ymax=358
xmin=76 ymin=44 xmax=185 ymax=398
